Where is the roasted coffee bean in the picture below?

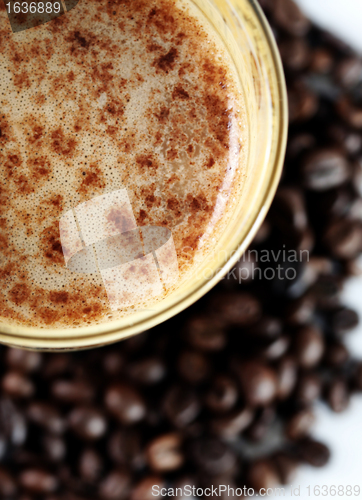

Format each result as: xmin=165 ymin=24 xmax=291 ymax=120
xmin=190 ymin=437 xmax=237 ymax=475
xmin=0 ymin=467 xmax=17 ymax=496
xmin=146 ymin=433 xmax=184 ymax=472
xmin=247 ymin=459 xmax=279 ymax=492
xmin=127 ymin=358 xmax=165 ymax=385
xmin=323 ymin=219 xmax=362 ymax=259
xmin=325 ymin=377 xmax=350 ymax=413
xmin=185 ymin=315 xmax=227 ymax=351
xmin=335 ymin=57 xmax=362 ymax=89
xmin=323 ymin=341 xmax=350 ymax=367
xmin=301 ymin=149 xmax=350 ymax=191
xmin=337 ymin=96 xmax=362 ymax=129
xmin=42 ymin=435 xmax=66 ymax=462
xmin=210 ymin=407 xmax=254 ymax=439
xmin=273 ymin=0 xmax=310 ymax=36
xmin=42 ymin=354 xmax=71 ymax=378
xmin=103 ymin=352 xmax=125 ymax=375
xmin=245 ymin=406 xmax=276 ymax=442
xmin=262 ymin=336 xmax=290 ymax=360
xmin=99 ymin=470 xmax=131 ymax=500
xmin=272 ymin=452 xmax=298 ymax=484
xmin=246 ymin=316 xmax=282 ymax=339
xmin=131 ymin=476 xmax=164 ymax=500
xmin=177 ymin=350 xmax=210 ymax=384
xmin=271 ymin=187 xmax=307 ymax=233
xmin=19 ymin=469 xmax=59 ymax=494
xmin=205 ymin=375 xmax=238 ymax=413
xmin=51 ymin=379 xmax=94 ymax=404
xmin=286 ymin=408 xmax=315 ymax=440
xmin=288 ymin=82 xmax=318 ymax=122
xmin=108 ymin=430 xmax=145 ymax=470
xmin=68 ymin=407 xmax=107 ymax=440
xmin=285 ymin=295 xmax=315 ymax=325
xmin=294 ymin=372 xmax=322 ymax=405
xmin=163 ymin=386 xmax=200 ymax=428
xmin=310 ymin=48 xmax=334 ymax=74
xmin=104 ymin=384 xmax=146 ymax=425
xmin=328 ymin=306 xmax=359 ymax=335
xmin=297 ymin=439 xmax=331 ymax=467
xmin=207 ymin=292 xmax=261 ymax=326
xmin=0 ymin=398 xmax=27 ymax=446
xmin=2 ymin=371 xmax=34 ymax=398
xmin=279 ymin=37 xmax=310 ymax=71
xmin=276 ymin=356 xmax=298 ymax=400
xmin=6 ymin=348 xmax=42 ymax=373
xmin=236 ymin=361 xmax=277 ymax=407
xmin=79 ymin=448 xmax=103 ymax=482
xmin=27 ymin=402 xmax=65 ymax=434
xmin=293 ymin=325 xmax=324 ymax=368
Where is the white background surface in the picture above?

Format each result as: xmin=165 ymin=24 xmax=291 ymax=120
xmin=274 ymin=1 xmax=362 ymax=499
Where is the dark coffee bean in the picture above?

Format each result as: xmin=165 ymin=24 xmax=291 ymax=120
xmin=27 ymin=402 xmax=65 ymax=434
xmin=253 ymin=220 xmax=271 ymax=244
xmin=207 ymin=292 xmax=261 ymax=326
xmin=68 ymin=407 xmax=107 ymax=440
xmin=337 ymin=96 xmax=362 ymax=129
xmin=190 ymin=437 xmax=237 ymax=475
xmin=327 ymin=125 xmax=362 ymax=155
xmin=131 ymin=476 xmax=164 ymax=500
xmin=6 ymin=349 xmax=42 ymax=373
xmin=310 ymin=275 xmax=342 ymax=309
xmin=103 ymin=352 xmax=125 ymax=375
xmin=273 ymin=0 xmax=310 ymax=36
xmin=297 ymin=439 xmax=331 ymax=467
xmin=287 ymin=133 xmax=315 ymax=160
xmin=272 ymin=452 xmax=298 ymax=484
xmin=236 ymin=361 xmax=278 ymax=407
xmin=288 ymin=82 xmax=318 ymax=122
xmin=210 ymin=407 xmax=254 ymax=439
xmin=247 ymin=316 xmax=282 ymax=339
xmin=185 ymin=315 xmax=227 ymax=351
xmin=51 ymin=379 xmax=94 ymax=404
xmin=245 ymin=406 xmax=276 ymax=442
xmin=42 ymin=354 xmax=71 ymax=378
xmin=294 ymin=372 xmax=322 ymax=405
xmin=127 ymin=358 xmax=165 ymax=385
xmin=328 ymin=306 xmax=359 ymax=335
xmin=0 ymin=467 xmax=17 ymax=496
xmin=286 ymin=408 xmax=315 ymax=440
xmin=276 ymin=356 xmax=298 ymax=400
xmin=205 ymin=375 xmax=238 ymax=413
xmin=177 ymin=350 xmax=210 ymax=384
xmin=104 ymin=384 xmax=146 ymax=425
xmin=293 ymin=325 xmax=324 ymax=368
xmin=323 ymin=219 xmax=362 ymax=259
xmin=79 ymin=448 xmax=103 ymax=482
xmin=325 ymin=377 xmax=350 ymax=413
xmin=310 ymin=48 xmax=334 ymax=74
xmin=42 ymin=435 xmax=66 ymax=462
xmin=324 ymin=342 xmax=349 ymax=367
xmin=163 ymin=386 xmax=200 ymax=428
xmin=285 ymin=295 xmax=315 ymax=325
xmin=0 ymin=398 xmax=27 ymax=446
xmin=301 ymin=149 xmax=350 ymax=191
xmin=146 ymin=433 xmax=183 ymax=472
xmin=247 ymin=459 xmax=279 ymax=492
xmin=263 ymin=336 xmax=290 ymax=360
xmin=271 ymin=187 xmax=307 ymax=232
xmin=99 ymin=470 xmax=131 ymax=500
xmin=19 ymin=469 xmax=59 ymax=494
xmin=335 ymin=57 xmax=362 ymax=89
xmin=2 ymin=371 xmax=34 ymax=398
xmin=279 ymin=37 xmax=310 ymax=71
xmin=108 ymin=430 xmax=145 ymax=470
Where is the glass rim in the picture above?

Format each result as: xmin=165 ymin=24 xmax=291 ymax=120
xmin=0 ymin=0 xmax=288 ymax=350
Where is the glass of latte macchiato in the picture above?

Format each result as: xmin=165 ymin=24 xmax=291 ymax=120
xmin=0 ymin=0 xmax=287 ymax=350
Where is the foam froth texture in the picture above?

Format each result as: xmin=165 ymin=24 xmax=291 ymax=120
xmin=0 ymin=0 xmax=247 ymax=327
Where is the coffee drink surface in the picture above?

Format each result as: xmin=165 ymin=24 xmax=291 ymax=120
xmin=0 ymin=0 xmax=247 ymax=327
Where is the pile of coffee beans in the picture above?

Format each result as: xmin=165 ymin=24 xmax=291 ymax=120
xmin=1 ymin=0 xmax=362 ymax=498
